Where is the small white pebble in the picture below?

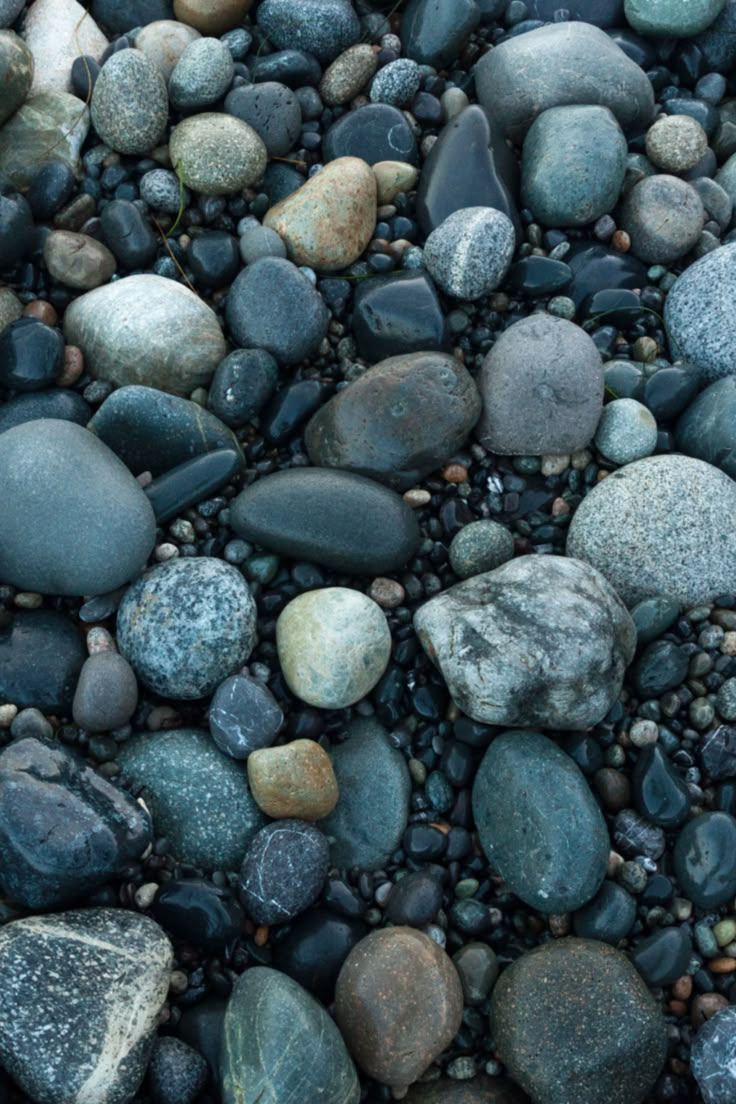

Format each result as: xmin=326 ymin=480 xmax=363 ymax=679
xmin=154 ymin=542 xmax=180 ymax=562
xmin=0 ymin=704 xmax=18 ymax=728
xmin=134 ymin=883 xmax=159 ymax=910
xmin=629 ymin=718 xmax=659 ymax=747
xmin=13 ymin=592 xmax=43 ymax=609
xmin=86 ymin=626 xmax=116 ymax=655
xmin=541 ymin=454 xmax=570 ymax=477
xmin=570 ymin=448 xmax=592 ymax=470
xmin=403 ymin=488 xmax=431 ymax=508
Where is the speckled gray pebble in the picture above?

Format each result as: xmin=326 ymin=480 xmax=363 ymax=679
xmin=370 ymin=59 xmax=421 ymax=106
xmin=594 ymin=398 xmax=657 ymax=465
xmin=238 ymin=223 xmax=287 ymax=263
xmin=169 ymin=113 xmax=267 ymax=196
xmin=620 ymin=175 xmax=704 ymax=264
xmin=692 ymin=1005 xmax=736 ymax=1104
xmin=225 ymin=81 xmax=302 ymax=157
xmin=646 ymin=114 xmax=708 ymax=173
xmin=169 ymin=37 xmax=234 ymax=110
xmin=147 ymin=1037 xmax=208 ymax=1104
xmin=449 ymin=520 xmax=515 ymax=579
xmin=423 ymin=206 xmax=516 ymax=300
xmin=256 ymin=0 xmax=360 ymax=63
xmin=139 ymin=169 xmax=189 ymax=213
xmin=664 ymin=242 xmax=736 ymax=382
xmin=239 ymin=820 xmax=329 ymax=924
xmin=72 ymin=651 xmax=138 ymax=732
xmin=91 ymin=49 xmax=168 ymax=154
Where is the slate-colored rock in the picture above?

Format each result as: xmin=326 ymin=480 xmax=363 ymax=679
xmin=0 ymin=610 xmax=85 ymax=713
xmin=490 ymin=939 xmax=666 ymax=1104
xmin=0 ymin=316 xmax=64 ymax=391
xmin=692 ymin=1006 xmax=736 ymax=1104
xmin=474 ymin=22 xmax=655 ymax=141
xmin=256 ymin=0 xmax=360 ymax=63
xmin=147 ymin=1037 xmax=208 ymax=1104
xmin=231 ymin=467 xmax=420 ymax=574
xmin=91 ymin=49 xmax=168 ymax=154
xmin=416 ymin=554 xmax=635 ymax=728
xmin=665 ymin=244 xmax=736 ymax=382
xmin=207 ymin=349 xmax=279 ymax=428
xmin=0 ymin=909 xmax=172 ymax=1104
xmin=620 ymin=175 xmax=704 ymax=264
xmin=169 ymin=36 xmax=234 ymax=110
xmin=239 ymin=819 xmax=329 ymax=924
xmin=151 ymin=879 xmax=244 ymax=950
xmin=0 ymin=31 xmax=33 ymax=126
xmin=632 ymin=744 xmax=690 ymax=829
xmin=118 ymin=728 xmax=265 ymax=870
xmin=0 ymin=92 xmax=90 ymax=188
xmin=72 ymin=651 xmax=138 ymax=732
xmin=676 ymin=376 xmax=736 ymax=478
xmin=64 ymin=274 xmax=226 ymax=395
xmin=673 ymin=810 xmax=736 ymax=909
xmin=0 ymin=419 xmax=156 ymax=596
xmin=305 ymin=351 xmax=480 ymax=490
xmin=225 ymin=80 xmax=301 ymax=157
xmin=144 ymin=448 xmax=242 ymax=524
xmin=350 ymin=271 xmax=446 ymax=361
xmin=401 ymin=0 xmax=480 ymax=68
xmin=91 ymin=0 xmax=173 ymax=32
xmin=573 ymin=881 xmax=637 ymax=945
xmin=99 ymin=198 xmax=158 ymax=269
xmin=0 ymin=389 xmax=90 ymax=436
xmin=567 ymin=240 xmax=648 ymax=307
xmin=323 ymin=103 xmax=418 ymax=165
xmin=225 ymin=257 xmax=328 ymax=366
xmin=272 ymin=909 xmax=369 ymax=1003
xmin=566 ymin=454 xmax=736 ymax=607
xmin=629 ymin=927 xmax=693 ymax=987
xmin=472 ymin=730 xmax=609 ymax=913
xmin=0 ymin=736 xmax=151 ymax=909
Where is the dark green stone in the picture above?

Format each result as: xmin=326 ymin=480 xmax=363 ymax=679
xmin=631 ymin=595 xmax=680 ymax=646
xmin=573 ymin=881 xmax=637 ymax=945
xmin=673 ymin=811 xmax=736 ymax=909
xmin=629 ymin=926 xmax=693 ymax=987
xmin=633 ymin=640 xmax=689 ymax=698
xmin=632 ymin=745 xmax=691 ymax=829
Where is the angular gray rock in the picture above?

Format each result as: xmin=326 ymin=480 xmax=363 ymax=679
xmin=414 ymin=554 xmax=636 ymax=729
xmin=0 ymin=909 xmax=172 ymax=1104
xmin=664 ymin=242 xmax=736 ymax=382
xmin=691 ymin=1006 xmax=736 ymax=1104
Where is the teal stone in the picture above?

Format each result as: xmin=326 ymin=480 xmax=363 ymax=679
xmin=220 ymin=967 xmax=360 ymax=1104
xmin=604 ymin=360 xmax=645 ymax=401
xmin=118 ymin=729 xmax=265 ymax=871
xmin=629 ymin=927 xmax=693 ymax=987
xmin=472 ymin=731 xmax=609 ymax=913
xmin=632 ymin=745 xmax=691 ymax=829
xmin=625 ymin=0 xmax=726 ymax=37
xmin=522 ymin=105 xmax=627 ymax=228
xmin=573 ymin=881 xmax=637 ymax=945
xmin=631 ymin=595 xmax=680 ymax=645
xmin=676 ymin=377 xmax=736 ymax=479
xmin=673 ymin=811 xmax=736 ymax=909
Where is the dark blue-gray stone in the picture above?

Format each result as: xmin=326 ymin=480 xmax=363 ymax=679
xmin=323 ymin=103 xmax=418 ymax=166
xmin=239 ymin=820 xmax=329 ymax=924
xmin=351 ymin=271 xmax=446 ymax=361
xmin=230 ymin=467 xmax=420 ymax=574
xmin=208 ymin=349 xmax=279 ymax=428
xmin=151 ymin=879 xmax=244 ymax=950
xmin=695 ymin=0 xmax=736 ymax=71
xmin=144 ymin=448 xmax=243 ymax=525
xmin=0 ymin=388 xmax=90 ymax=436
xmin=633 ymin=639 xmax=689 ymax=698
xmin=566 ymin=241 xmax=647 ymax=307
xmin=691 ymin=1006 xmax=736 ymax=1104
xmin=629 ymin=927 xmax=693 ymax=988
xmin=0 ymin=610 xmax=85 ymax=713
xmin=100 ymin=198 xmax=158 ymax=269
xmin=701 ymin=725 xmax=736 ymax=781
xmin=91 ymin=0 xmax=173 ymax=32
xmin=673 ymin=810 xmax=736 ymax=909
xmin=632 ymin=745 xmax=691 ymax=829
xmin=631 ymin=595 xmax=680 ymax=645
xmin=256 ymin=0 xmax=360 ymax=63
xmin=118 ymin=728 xmax=265 ymax=870
xmin=225 ymin=82 xmax=302 ymax=158
xmin=573 ymin=881 xmax=637 ymax=945
xmin=676 ymin=376 xmax=736 ymax=478
xmin=147 ymin=1037 xmax=208 ymax=1104
xmin=401 ymin=0 xmax=480 ymax=68
xmin=72 ymin=650 xmax=138 ymax=732
xmin=0 ymin=736 xmax=151 ymax=909
xmin=472 ymin=730 xmax=609 ymax=913
xmin=642 ymin=364 xmax=699 ymax=422
xmin=209 ymin=674 xmax=283 ymax=760
xmin=250 ymin=49 xmax=322 ymax=88
xmin=271 ymin=909 xmax=368 ymax=1003
xmin=613 ymin=808 xmax=665 ymax=860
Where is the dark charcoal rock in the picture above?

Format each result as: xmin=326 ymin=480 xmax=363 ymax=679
xmin=351 ymin=271 xmax=446 ymax=361
xmin=566 ymin=241 xmax=648 ymax=307
xmin=151 ymin=879 xmax=244 ymax=950
xmin=272 ymin=909 xmax=369 ymax=1002
xmin=239 ymin=819 xmax=329 ymax=924
xmin=250 ymin=49 xmax=322 ymax=88
xmin=144 ymin=448 xmax=243 ymax=525
xmin=91 ymin=0 xmax=173 ymax=32
xmin=676 ymin=376 xmax=736 ymax=479
xmin=100 ymin=198 xmax=158 ymax=269
xmin=632 ymin=639 xmax=690 ymax=698
xmin=72 ymin=650 xmax=138 ymax=732
xmin=0 ymin=610 xmax=86 ymax=713
xmin=673 ymin=811 xmax=736 ymax=909
xmin=0 ymin=192 xmax=34 ymax=271
xmin=573 ymin=881 xmax=637 ymax=945
xmin=404 ymin=1078 xmax=529 ymax=1104
xmin=207 ymin=348 xmax=279 ymax=428
xmin=629 ymin=926 xmax=693 ymax=987
xmin=225 ymin=82 xmax=302 ymax=158
xmin=187 ymin=230 xmax=241 ymax=290
xmin=385 ymin=870 xmax=443 ymax=927
xmin=632 ymin=745 xmax=691 ymax=829
xmin=701 ymin=725 xmax=736 ymax=781
xmin=262 ymin=379 xmax=322 ymax=445
xmin=401 ymin=0 xmax=480 ymax=68
xmin=613 ymin=808 xmax=666 ymax=860
xmin=323 ymin=103 xmax=418 ymax=165
xmin=26 ymin=161 xmax=76 ymax=220
xmin=177 ymin=997 xmax=227 ymax=1078
xmin=0 ymin=317 xmax=65 ymax=392
xmin=691 ymin=1006 xmax=736 ymax=1104
xmin=208 ymin=673 xmax=283 ymax=759
xmin=147 ymin=1037 xmax=208 ymax=1104
xmin=0 ymin=389 xmax=91 ymax=436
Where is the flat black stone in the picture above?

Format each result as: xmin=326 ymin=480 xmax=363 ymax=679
xmin=573 ymin=880 xmax=636 ymax=945
xmin=0 ymin=610 xmax=86 ymax=713
xmin=351 ymin=271 xmax=446 ymax=361
xmin=323 ymin=103 xmax=418 ymax=166
xmin=509 ymin=257 xmax=573 ymax=297
xmin=208 ymin=349 xmax=279 ymax=429
xmin=629 ymin=926 xmax=692 ymax=987
xmin=262 ymin=379 xmax=323 ymax=445
xmin=566 ymin=242 xmax=648 ymax=308
xmin=0 ymin=317 xmax=65 ymax=392
xmin=632 ymin=745 xmax=691 ymax=829
xmin=271 ymin=908 xmax=368 ymax=1002
xmin=152 ymin=879 xmax=244 ymax=950
xmin=250 ymin=50 xmax=322 ymax=88
xmin=643 ymin=366 xmax=699 ymax=423
xmin=187 ymin=231 xmax=240 ymax=290
xmin=177 ymin=997 xmax=227 ymax=1078
xmin=0 ymin=389 xmax=90 ymax=436
xmin=239 ymin=820 xmax=329 ymax=925
xmin=144 ymin=448 xmax=243 ymax=524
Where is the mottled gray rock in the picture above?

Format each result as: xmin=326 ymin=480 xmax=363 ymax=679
xmin=0 ymin=909 xmax=172 ymax=1104
xmin=63 ymin=275 xmax=226 ymax=396
xmin=118 ymin=728 xmax=265 ymax=869
xmin=225 ymin=81 xmax=301 ymax=157
xmin=22 ymin=0 xmax=107 ymax=96
xmin=117 ymin=559 xmax=256 ymax=699
xmin=321 ymin=718 xmax=411 ymax=871
xmin=675 ymin=376 xmax=736 ymax=477
xmin=692 ymin=1005 xmax=736 ymax=1104
xmin=472 ymin=731 xmax=609 ymax=912
xmin=567 ymin=454 xmax=736 ymax=607
xmin=620 ymin=175 xmax=704 ymax=264
xmin=239 ymin=820 xmax=329 ymax=924
xmin=168 ymin=35 xmax=234 ymax=109
xmin=43 ymin=229 xmax=117 ymax=290
xmin=625 ymin=0 xmax=726 ymax=36
xmin=0 ymin=419 xmax=155 ymax=596
xmin=72 ymin=651 xmax=138 ymax=732
xmin=91 ymin=49 xmax=168 ymax=154
xmin=414 ymin=554 xmax=636 ymax=728
xmin=449 ymin=520 xmax=514 ymax=579
xmin=370 ymin=58 xmax=421 ymax=106
xmin=594 ymin=398 xmax=658 ymax=465
xmin=0 ymin=92 xmax=89 ymax=188
xmin=474 ymin=22 xmax=655 ymax=141
xmin=646 ymin=114 xmax=708 ymax=172
xmin=664 ymin=242 xmax=736 ymax=382
xmin=320 ymin=44 xmax=377 ymax=106
xmin=221 ymin=967 xmax=360 ymax=1104
xmin=0 ymin=31 xmax=33 ymax=126
xmin=139 ymin=168 xmax=188 ymax=213
xmin=476 ymin=313 xmax=604 ymax=455
xmin=208 ymin=674 xmax=283 ymax=760
xmin=423 ymin=207 xmax=516 ymax=300
xmin=305 ymin=351 xmax=481 ymax=489
xmin=0 ymin=0 xmax=24 ymax=27
xmin=225 ymin=258 xmax=328 ymax=365
xmin=256 ymin=0 xmax=360 ymax=63
xmin=147 ymin=1037 xmax=207 ymax=1104
xmin=169 ymin=112 xmax=268 ymax=195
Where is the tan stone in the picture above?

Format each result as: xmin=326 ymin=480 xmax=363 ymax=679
xmin=247 ymin=739 xmax=339 ymax=821
xmin=264 ymin=157 xmax=377 ymax=273
xmin=320 ymin=44 xmax=377 ymax=106
xmin=173 ymin=0 xmax=252 ymax=35
xmin=43 ymin=230 xmax=116 ymax=290
xmin=372 ymin=160 xmax=419 ymax=205
xmin=135 ymin=20 xmax=200 ymax=80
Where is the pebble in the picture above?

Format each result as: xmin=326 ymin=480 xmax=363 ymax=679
xmin=173 ymin=0 xmax=251 ymax=34
xmin=247 ymin=739 xmax=338 ymax=820
xmin=208 ymin=673 xmax=283 ymax=760
xmin=676 ymin=376 xmax=736 ymax=478
xmin=573 ymin=880 xmax=637 ymax=944
xmin=320 ymin=44 xmax=377 ymax=106
xmin=239 ymin=819 xmax=329 ymax=924
xmin=167 ymin=36 xmax=234 ymax=110
xmin=225 ymin=257 xmax=328 ymax=365
xmin=169 ymin=113 xmax=267 ymax=195
xmin=100 ymin=199 xmax=158 ymax=270
xmin=401 ymin=0 xmax=480 ymax=68
xmin=225 ymin=80 xmax=301 ymax=158
xmin=147 ymin=1037 xmax=208 ymax=1104
xmin=423 ymin=206 xmax=516 ymax=300
xmin=135 ymin=20 xmax=200 ymax=79
xmin=665 ymin=243 xmax=736 ymax=382
xmin=632 ymin=744 xmax=691 ymax=828
xmin=0 ymin=316 xmax=64 ymax=391
xmin=448 ymin=519 xmax=514 ymax=579
xmin=272 ymin=908 xmax=368 ymax=1003
xmin=0 ymin=91 xmax=90 ymax=188
xmin=90 ymin=48 xmax=168 ymax=155
xmin=701 ymin=725 xmax=736 ymax=778
xmin=673 ymin=810 xmax=736 ymax=909
xmin=0 ymin=31 xmax=33 ymax=125
xmin=0 ymin=609 xmax=86 ymax=713
xmin=207 ymin=348 xmax=279 ymax=428
xmin=43 ymin=229 xmax=117 ymax=290
xmin=23 ymin=0 xmax=106 ymax=98
xmin=625 ymin=0 xmax=726 ymax=36
xmin=620 ymin=175 xmax=705 ymax=264
xmin=276 ymin=587 xmax=390 ymax=709
xmin=72 ymin=650 xmax=138 ymax=731
xmin=139 ymin=167 xmax=186 ymax=212
xmin=595 ymin=397 xmax=658 ymax=465
xmin=256 ymin=0 xmax=360 ymax=63
xmin=0 ymin=0 xmax=24 ymax=26
xmin=385 ymin=870 xmax=443 ymax=928
xmin=630 ymin=926 xmax=694 ymax=987
xmin=692 ymin=1005 xmax=736 ymax=1104
xmin=351 ymin=270 xmax=445 ymax=361
xmin=370 ymin=58 xmax=421 ymax=106
xmin=151 ymin=878 xmax=244 ymax=949
xmin=323 ymin=103 xmax=418 ymax=166
xmin=646 ymin=113 xmax=709 ymax=173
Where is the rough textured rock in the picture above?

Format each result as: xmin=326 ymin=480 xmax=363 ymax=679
xmin=208 ymin=674 xmax=283 ymax=760
xmin=0 ymin=92 xmax=89 ymax=188
xmin=247 ymin=740 xmax=339 ymax=821
xmin=90 ymin=48 xmax=168 ymax=154
xmin=169 ymin=113 xmax=267 ymax=195
xmin=422 ymin=206 xmax=516 ymax=300
xmin=664 ymin=242 xmax=736 ymax=382
xmin=168 ymin=35 xmax=234 ymax=110
xmin=256 ymin=0 xmax=360 ymax=63
xmin=0 ymin=909 xmax=172 ymax=1104
xmin=415 ymin=554 xmax=635 ymax=729
xmin=0 ymin=31 xmax=33 ymax=125
xmin=22 ymin=0 xmax=107 ymax=96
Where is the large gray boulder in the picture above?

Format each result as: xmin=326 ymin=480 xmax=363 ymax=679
xmin=664 ymin=242 xmax=736 ymax=383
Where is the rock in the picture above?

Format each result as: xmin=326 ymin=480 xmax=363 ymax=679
xmin=566 ymin=454 xmax=736 ymax=607
xmin=305 ymin=351 xmax=480 ymax=489
xmin=43 ymin=229 xmax=117 ymax=289
xmin=449 ymin=519 xmax=514 ymax=579
xmin=632 ymin=744 xmax=690 ymax=828
xmin=151 ymin=878 xmax=244 ymax=949
xmin=256 ymin=0 xmax=360 ymax=63
xmin=676 ymin=376 xmax=736 ymax=478
xmin=320 ymin=44 xmax=377 ymax=106
xmin=143 ymin=447 xmax=242 ymax=523
xmin=0 ymin=31 xmax=33 ymax=125
xmin=238 ymin=222 xmax=286 ymax=263
xmin=625 ymin=0 xmax=726 ymax=36
xmin=613 ymin=808 xmax=665 ymax=860
xmin=169 ymin=112 xmax=267 ymax=195
xmin=573 ymin=881 xmax=637 ymax=945
xmin=369 ymin=58 xmax=421 ymax=106
xmin=522 ymin=105 xmax=627 ymax=227
xmin=472 ymin=730 xmax=609 ymax=913
xmin=88 ymin=384 xmax=241 ymax=477
xmin=665 ymin=243 xmax=736 ymax=382
xmin=92 ymin=0 xmax=174 ymax=32
xmin=0 ymin=0 xmax=24 ymax=26
xmin=385 ymin=870 xmax=443 ymax=928
xmin=63 ymin=274 xmax=226 ymax=395
xmin=247 ymin=739 xmax=338 ymax=820
xmin=118 ymin=728 xmax=265 ymax=869
xmin=527 ymin=0 xmax=623 ymax=21
xmin=0 ymin=419 xmax=155 ymax=596
xmin=135 ymin=19 xmax=200 ymax=79
xmin=0 ymin=610 xmax=85 ymax=713
xmin=225 ymin=257 xmax=328 ymax=366
xmin=90 ymin=49 xmax=168 ymax=155
xmin=595 ymin=397 xmax=658 ymax=465
xmin=221 ymin=967 xmax=360 ymax=1104
xmin=208 ymin=349 xmax=279 ymax=428
xmin=673 ymin=810 xmax=736 ymax=909
xmin=323 ymin=103 xmax=418 ymax=166
xmin=168 ymin=35 xmax=233 ymax=108
xmin=401 ymin=0 xmax=480 ymax=68
xmin=177 ymin=997 xmax=226 ymax=1078
xmin=139 ymin=166 xmax=189 ymax=211
xmin=0 ymin=193 xmax=33 ymax=273
xmin=0 ymin=388 xmax=90 ymax=435
xmin=0 ymin=92 xmax=89 ymax=188
xmin=567 ymin=240 xmax=647 ymax=306
xmin=72 ymin=651 xmax=138 ymax=731
xmin=335 ymin=927 xmax=463 ymax=1092
xmin=231 ymin=467 xmax=420 ymax=574
xmin=414 ymin=554 xmax=636 ymax=728
xmin=404 ymin=1080 xmax=528 ymax=1104
xmin=0 ymin=910 xmax=172 ymax=1104
xmin=0 ymin=286 xmax=22 ymax=330
xmin=100 ymin=198 xmax=159 ymax=270
xmin=629 ymin=927 xmax=693 ymax=987
xmin=147 ymin=1037 xmax=208 ymax=1104
xmin=646 ymin=113 xmax=708 ymax=172
xmin=174 ymin=0 xmax=251 ymax=34
xmin=277 ymin=587 xmax=390 ymax=709
xmin=117 ymin=558 xmax=256 ymax=699
xmin=239 ymin=819 xmax=329 ymax=924
xmin=373 ymin=159 xmax=419 ymax=205
xmin=272 ymin=909 xmax=368 ymax=1003
xmin=0 ymin=735 xmax=150 ymax=908
xmin=225 ymin=80 xmax=301 ymax=157
xmin=250 ymin=48 xmax=321 ymax=88
xmin=692 ymin=1006 xmax=736 ymax=1104
xmin=351 ymin=270 xmax=445 ymax=361
xmin=475 ymin=314 xmax=604 ymax=455
xmin=22 ymin=0 xmax=107 ymax=97
xmin=423 ymin=206 xmax=515 ymax=300
xmin=263 ymin=157 xmax=376 ymax=272
xmin=0 ymin=316 xmax=64 ymax=391
xmin=701 ymin=724 xmax=736 ymax=779
xmin=620 ymin=175 xmax=704 ymax=264
xmin=490 ymin=939 xmax=666 ymax=1104
xmin=209 ymin=673 xmax=283 ymax=759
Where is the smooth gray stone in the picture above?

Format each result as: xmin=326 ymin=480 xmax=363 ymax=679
xmin=0 ymin=909 xmax=172 ymax=1104
xmin=676 ymin=376 xmax=736 ymax=478
xmin=225 ymin=81 xmax=301 ymax=157
xmin=620 ymin=175 xmax=704 ymax=264
xmin=573 ymin=881 xmax=637 ymax=945
xmin=221 ymin=967 xmax=360 ymax=1104
xmin=414 ymin=554 xmax=636 ymax=729
xmin=0 ymin=388 xmax=90 ymax=435
xmin=208 ymin=673 xmax=283 ymax=759
xmin=0 ymin=609 xmax=86 ymax=713
xmin=72 ymin=651 xmax=138 ymax=732
xmin=665 ymin=242 xmax=736 ymax=382
xmin=0 ymin=419 xmax=156 ymax=597
xmin=472 ymin=731 xmax=609 ymax=912
xmin=169 ymin=37 xmax=234 ymax=111
xmin=91 ymin=0 xmax=173 ymax=31
xmin=0 ymin=31 xmax=33 ymax=126
xmin=475 ymin=21 xmax=655 ymax=141
xmin=692 ymin=1006 xmax=736 ymax=1104
xmin=0 ymin=0 xmax=25 ymax=28
xmin=321 ymin=718 xmax=411 ymax=871
xmin=401 ymin=0 xmax=480 ymax=68
xmin=322 ymin=102 xmax=418 ymax=165
xmin=118 ymin=728 xmax=265 ymax=870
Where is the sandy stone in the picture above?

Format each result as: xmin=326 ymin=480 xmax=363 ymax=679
xmin=320 ymin=44 xmax=378 ymax=105
xmin=247 ymin=739 xmax=339 ymax=821
xmin=22 ymin=0 xmax=107 ymax=95
xmin=373 ymin=159 xmax=419 ymax=204
xmin=173 ymin=0 xmax=252 ymax=35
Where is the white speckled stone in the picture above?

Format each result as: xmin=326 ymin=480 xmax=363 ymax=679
xmin=594 ymin=398 xmax=658 ymax=465
xmin=664 ymin=242 xmax=736 ymax=382
xmin=168 ymin=36 xmax=234 ymax=110
xmin=169 ymin=113 xmax=267 ymax=195
xmin=422 ymin=206 xmax=516 ymax=300
xmin=90 ymin=48 xmax=168 ymax=155
xmin=22 ymin=0 xmax=108 ymax=96
xmin=692 ymin=1005 xmax=736 ymax=1104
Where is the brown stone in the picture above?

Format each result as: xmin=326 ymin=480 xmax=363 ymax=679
xmin=57 ymin=344 xmax=84 ymax=387
xmin=23 ymin=299 xmax=58 ymax=327
xmin=173 ymin=0 xmax=253 ymax=35
xmin=691 ymin=992 xmax=729 ymax=1028
xmin=335 ymin=926 xmax=463 ymax=1092
xmin=247 ymin=739 xmax=339 ymax=821
xmin=404 ymin=1076 xmax=530 ymax=1104
xmin=594 ymin=767 xmax=631 ymax=811
xmin=367 ymin=577 xmax=405 ymax=609
xmin=43 ymin=230 xmax=116 ymax=290
xmin=320 ymin=45 xmax=378 ymax=106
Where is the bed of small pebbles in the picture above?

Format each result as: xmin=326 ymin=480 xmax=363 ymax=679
xmin=2 ymin=1 xmax=736 ymax=1102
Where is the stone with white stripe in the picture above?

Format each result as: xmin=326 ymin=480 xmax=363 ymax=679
xmin=0 ymin=908 xmax=172 ymax=1104
xmin=422 ymin=206 xmax=516 ymax=300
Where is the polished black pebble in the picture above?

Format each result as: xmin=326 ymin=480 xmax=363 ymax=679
xmin=26 ymin=162 xmax=76 ymax=221
xmin=402 ymin=823 xmax=447 ymax=862
xmin=0 ymin=610 xmax=86 ymax=713
xmin=144 ymin=448 xmax=243 ymax=524
xmin=632 ymin=640 xmax=690 ymax=699
xmin=629 ymin=926 xmax=693 ymax=987
xmin=0 ymin=317 xmax=64 ymax=392
xmin=573 ymin=880 xmax=637 ymax=945
xmin=351 ymin=270 xmax=446 ymax=361
xmin=643 ymin=367 xmax=699 ymax=422
xmin=566 ymin=242 xmax=648 ymax=308
xmin=385 ymin=870 xmax=443 ymax=926
xmin=0 ymin=192 xmax=34 ymax=271
xmin=509 ymin=257 xmax=573 ymax=297
xmin=251 ymin=50 xmax=322 ymax=88
xmin=323 ymin=103 xmax=418 ymax=165
xmin=207 ymin=349 xmax=279 ymax=428
xmin=71 ymin=54 xmax=101 ymax=99
xmin=272 ymin=909 xmax=368 ymax=1002
xmin=581 ymin=288 xmax=641 ymax=327
xmin=187 ymin=231 xmax=240 ymax=290
xmin=262 ymin=379 xmax=323 ymax=445
xmin=100 ymin=199 xmax=158 ymax=270
xmin=632 ymin=745 xmax=691 ymax=829
xmin=239 ymin=820 xmax=329 ymax=925
xmin=152 ymin=879 xmax=244 ymax=950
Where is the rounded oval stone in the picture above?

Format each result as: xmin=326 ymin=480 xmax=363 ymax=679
xmin=625 ymin=0 xmax=725 ymax=36
xmin=173 ymin=0 xmax=252 ymax=35
xmin=116 ymin=558 xmax=256 ymax=699
xmin=320 ymin=44 xmax=377 ymax=106
xmin=472 ymin=730 xmax=610 ymax=913
xmin=169 ymin=113 xmax=267 ymax=195
xmin=573 ymin=880 xmax=637 ymax=945
xmin=230 ymin=467 xmax=420 ymax=575
xmin=225 ymin=257 xmax=328 ymax=366
xmin=673 ymin=810 xmax=736 ymax=909
xmin=490 ymin=938 xmax=667 ymax=1104
xmin=272 ymin=909 xmax=369 ymax=1003
xmin=305 ymin=352 xmax=480 ymax=490
xmin=664 ymin=243 xmax=736 ymax=383
xmin=225 ymin=81 xmax=301 ymax=158
xmin=43 ymin=230 xmax=117 ymax=290
xmin=208 ymin=673 xmax=283 ymax=759
xmin=91 ymin=48 xmax=168 ymax=154
xmin=676 ymin=376 xmax=736 ymax=478
xmin=594 ymin=397 xmax=657 ymax=465
xmin=691 ymin=1006 xmax=736 ymax=1104
xmin=0 ymin=419 xmax=155 ymax=597
xmin=620 ymin=175 xmax=704 ymax=264
xmin=566 ymin=454 xmax=736 ymax=607
xmin=335 ymin=926 xmax=463 ymax=1092
xmin=135 ymin=20 xmax=201 ymax=80
xmin=238 ymin=819 xmax=329 ymax=924
xmin=247 ymin=739 xmax=338 ymax=820
xmin=0 ymin=31 xmax=34 ymax=127
xmin=0 ymin=610 xmax=86 ymax=713
xmin=168 ymin=35 xmax=234 ymax=110
xmin=276 ymin=587 xmax=390 ymax=709
xmin=263 ymin=157 xmax=377 ymax=273
xmin=72 ymin=651 xmax=138 ymax=732
xmin=256 ymin=0 xmax=360 ymax=63
xmin=423 ymin=206 xmax=516 ymax=300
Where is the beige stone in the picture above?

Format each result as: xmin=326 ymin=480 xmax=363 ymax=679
xmin=372 ymin=160 xmax=419 ymax=205
xmin=22 ymin=0 xmax=107 ymax=96
xmin=247 ymin=739 xmax=339 ymax=821
xmin=173 ymin=0 xmax=252 ymax=35
xmin=43 ymin=230 xmax=116 ymax=290
xmin=135 ymin=20 xmax=200 ymax=80
xmin=320 ymin=44 xmax=377 ymax=106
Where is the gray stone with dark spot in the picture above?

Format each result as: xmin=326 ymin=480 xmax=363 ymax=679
xmin=322 ymin=103 xmax=419 ymax=166
xmin=256 ymin=0 xmax=360 ymax=63
xmin=0 ymin=909 xmax=172 ymax=1104
xmin=414 ymin=554 xmax=636 ymax=729
xmin=692 ymin=1006 xmax=736 ymax=1104
xmin=665 ymin=242 xmax=736 ymax=383
xmin=239 ymin=820 xmax=329 ymax=924
xmin=91 ymin=48 xmax=168 ymax=154
xmin=208 ymin=674 xmax=283 ymax=759
xmin=168 ymin=36 xmax=234 ymax=110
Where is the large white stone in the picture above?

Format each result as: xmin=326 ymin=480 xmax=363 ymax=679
xmin=22 ymin=0 xmax=108 ymax=95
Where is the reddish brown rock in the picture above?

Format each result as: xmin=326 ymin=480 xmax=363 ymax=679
xmin=247 ymin=739 xmax=339 ymax=821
